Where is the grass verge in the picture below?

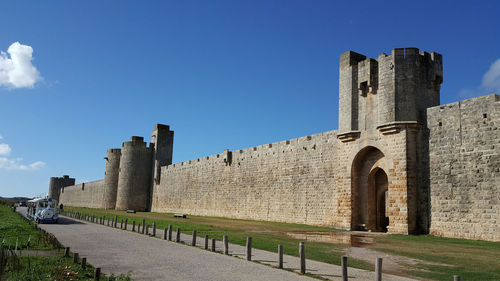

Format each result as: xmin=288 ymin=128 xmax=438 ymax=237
xmin=0 ymin=205 xmax=59 ymax=250
xmin=371 ymin=234 xmax=500 ymax=281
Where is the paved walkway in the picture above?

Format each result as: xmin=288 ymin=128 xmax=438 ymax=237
xmin=19 ymin=208 xmax=415 ymax=281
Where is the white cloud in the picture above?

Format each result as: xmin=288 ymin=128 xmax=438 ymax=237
xmin=459 ymin=59 xmax=500 ymax=99
xmin=0 ymin=42 xmax=42 ymax=89
xmin=0 ymin=143 xmax=11 ymax=156
xmin=0 ymin=135 xmax=45 ymax=171
xmin=0 ymin=157 xmax=46 ymax=171
xmin=482 ymin=59 xmax=500 ymax=93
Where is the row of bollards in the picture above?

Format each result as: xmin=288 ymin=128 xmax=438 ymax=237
xmin=64 ymin=246 xmax=99 ymax=280
xmin=63 ymin=211 xmax=463 ymax=280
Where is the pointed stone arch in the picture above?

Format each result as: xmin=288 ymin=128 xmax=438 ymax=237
xmin=351 ymin=146 xmax=389 ymax=232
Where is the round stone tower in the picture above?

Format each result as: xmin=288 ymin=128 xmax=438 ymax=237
xmin=115 ymin=136 xmax=154 ymax=211
xmin=47 ymin=175 xmax=75 ymax=203
xmin=102 ymin=148 xmax=121 ymax=209
xmin=48 ymin=177 xmax=58 ymax=200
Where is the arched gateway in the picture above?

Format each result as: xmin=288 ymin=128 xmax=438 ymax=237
xmin=351 ymin=146 xmax=389 ymax=232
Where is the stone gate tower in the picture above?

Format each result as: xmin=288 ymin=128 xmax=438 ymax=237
xmin=337 ymin=48 xmax=443 ymax=234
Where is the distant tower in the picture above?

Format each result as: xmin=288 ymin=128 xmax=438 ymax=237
xmin=48 ymin=175 xmax=75 ymax=202
xmin=102 ymin=148 xmax=121 ymax=209
xmin=115 ymin=136 xmax=154 ymax=211
xmin=149 ymin=124 xmax=174 ymax=207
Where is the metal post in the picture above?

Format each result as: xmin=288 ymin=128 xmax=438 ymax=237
xmin=204 ymin=235 xmax=209 ymax=250
xmin=278 ymin=245 xmax=283 ymax=269
xmin=153 ymin=222 xmax=156 ymax=236
xmin=223 ymin=235 xmax=229 ymax=255
xmin=73 ymin=253 xmax=79 ymax=263
xmin=176 ymin=228 xmax=181 ymax=242
xmin=124 ymin=218 xmax=128 ymax=230
xmin=168 ymin=225 xmax=172 ymax=241
xmin=341 ymin=256 xmax=348 ymax=281
xmin=94 ymin=268 xmax=101 ymax=281
xmin=142 ymin=219 xmax=146 ymax=234
xmin=375 ymin=257 xmax=383 ymax=281
xmin=192 ymin=230 xmax=197 ymax=246
xmin=120 ymin=219 xmax=123 ymax=229
xmin=82 ymin=257 xmax=86 ymax=269
xmin=114 ymin=216 xmax=117 ymax=228
xmin=211 ymin=238 xmax=216 ymax=252
xmin=64 ymin=247 xmax=70 ymax=257
xmin=163 ymin=227 xmax=167 ymax=240
xmin=146 ymin=225 xmax=149 ymax=235
xmin=299 ymin=241 xmax=305 ymax=274
xmin=246 ymin=237 xmax=252 ymax=261
xmin=132 ymin=221 xmax=135 ymax=232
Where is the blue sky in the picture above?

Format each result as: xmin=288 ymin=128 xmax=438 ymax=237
xmin=0 ymin=0 xmax=499 ymax=198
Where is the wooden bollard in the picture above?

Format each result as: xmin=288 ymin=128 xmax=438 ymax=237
xmin=204 ymin=235 xmax=209 ymax=250
xmin=124 ymin=218 xmax=128 ymax=230
xmin=132 ymin=221 xmax=135 ymax=232
xmin=82 ymin=257 xmax=87 ymax=269
xmin=375 ymin=257 xmax=383 ymax=281
xmin=211 ymin=238 xmax=216 ymax=252
xmin=176 ymin=228 xmax=181 ymax=242
xmin=163 ymin=227 xmax=167 ymax=240
xmin=168 ymin=225 xmax=173 ymax=241
xmin=278 ymin=245 xmax=283 ymax=269
xmin=142 ymin=219 xmax=146 ymax=234
xmin=453 ymin=275 xmax=461 ymax=281
xmin=192 ymin=230 xmax=197 ymax=246
xmin=341 ymin=256 xmax=348 ymax=281
xmin=246 ymin=237 xmax=252 ymax=261
xmin=94 ymin=267 xmax=101 ymax=281
xmin=299 ymin=241 xmax=305 ymax=274
xmin=73 ymin=252 xmax=79 ymax=263
xmin=223 ymin=235 xmax=229 ymax=255
xmin=153 ymin=222 xmax=156 ymax=236
xmin=64 ymin=247 xmax=70 ymax=257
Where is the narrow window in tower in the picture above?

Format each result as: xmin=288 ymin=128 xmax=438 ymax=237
xmin=359 ymin=81 xmax=369 ymax=96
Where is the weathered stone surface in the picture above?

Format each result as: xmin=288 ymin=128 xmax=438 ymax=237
xmin=52 ymin=48 xmax=499 ymax=241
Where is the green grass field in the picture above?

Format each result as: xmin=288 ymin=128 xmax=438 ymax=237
xmin=65 ymin=206 xmax=500 ymax=281
xmin=0 ymin=205 xmax=58 ymax=250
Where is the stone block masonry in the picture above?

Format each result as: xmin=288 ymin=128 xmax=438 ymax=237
xmin=51 ymin=48 xmax=499 ymax=241
xmin=427 ymin=94 xmax=499 ymax=241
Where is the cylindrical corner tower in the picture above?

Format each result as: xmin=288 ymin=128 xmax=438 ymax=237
xmin=48 ymin=177 xmax=58 ymax=201
xmin=103 ymin=148 xmax=121 ymax=209
xmin=115 ymin=136 xmax=153 ymax=211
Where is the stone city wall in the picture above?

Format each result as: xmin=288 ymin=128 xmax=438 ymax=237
xmin=152 ymin=125 xmax=415 ymax=234
xmin=152 ymin=130 xmax=345 ymax=226
xmin=59 ymin=180 xmax=106 ymax=209
xmin=427 ymin=94 xmax=500 ymax=241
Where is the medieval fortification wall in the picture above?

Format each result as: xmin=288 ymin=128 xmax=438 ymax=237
xmin=51 ymin=48 xmax=499 ymax=241
xmin=427 ymin=94 xmax=500 ymax=241
xmin=58 ymin=180 xmax=105 ymax=209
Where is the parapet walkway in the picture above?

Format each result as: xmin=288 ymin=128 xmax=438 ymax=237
xmin=60 ymin=211 xmax=415 ymax=281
